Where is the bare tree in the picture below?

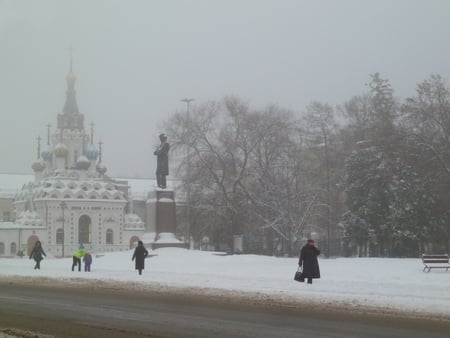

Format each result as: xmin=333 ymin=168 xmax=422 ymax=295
xmin=165 ymin=97 xmax=316 ymax=255
xmin=166 ymin=97 xmax=264 ymax=250
xmin=245 ymin=104 xmax=309 ymax=256
xmin=303 ymin=101 xmax=340 ymax=256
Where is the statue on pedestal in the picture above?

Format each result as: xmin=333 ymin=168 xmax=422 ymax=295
xmin=154 ymin=133 xmax=170 ymax=189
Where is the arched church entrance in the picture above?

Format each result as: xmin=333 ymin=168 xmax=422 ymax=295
xmin=78 ymin=215 xmax=92 ymax=245
xmin=27 ymin=235 xmax=39 ymax=255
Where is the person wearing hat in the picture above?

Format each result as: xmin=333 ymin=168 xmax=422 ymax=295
xmin=298 ymin=239 xmax=321 ymax=284
xmin=154 ymin=133 xmax=170 ymax=189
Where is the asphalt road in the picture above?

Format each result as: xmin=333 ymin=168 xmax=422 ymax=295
xmin=0 ymin=281 xmax=449 ymax=338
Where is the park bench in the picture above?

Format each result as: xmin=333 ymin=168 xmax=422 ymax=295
xmin=422 ymin=254 xmax=450 ymax=272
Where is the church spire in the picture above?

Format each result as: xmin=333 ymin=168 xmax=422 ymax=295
xmin=58 ymin=48 xmax=84 ymax=130
xmin=46 ymin=123 xmax=51 ymax=145
xmin=36 ymin=136 xmax=41 ymax=159
xmin=90 ymin=122 xmax=95 ymax=144
xmin=63 ymin=47 xmax=79 ymax=115
xmin=70 ymin=46 xmax=73 ymax=72
xmin=98 ymin=140 xmax=103 ymax=162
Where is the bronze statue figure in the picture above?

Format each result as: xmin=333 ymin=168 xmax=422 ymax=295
xmin=154 ymin=133 xmax=170 ymax=189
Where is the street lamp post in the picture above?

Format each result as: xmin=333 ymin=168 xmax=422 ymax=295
xmin=60 ymin=201 xmax=67 ymax=257
xmin=312 ymin=203 xmax=331 ymax=257
xmin=181 ymin=98 xmax=194 ymax=247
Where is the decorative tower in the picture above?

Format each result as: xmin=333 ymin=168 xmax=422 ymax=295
xmin=31 ymin=136 xmax=45 ymax=181
xmin=57 ymin=53 xmax=83 ymax=131
xmin=85 ymin=122 xmax=99 ymax=172
xmin=55 ymin=52 xmax=88 ymax=170
xmin=96 ymin=140 xmax=107 ymax=175
xmin=54 ymin=129 xmax=68 ymax=170
xmin=41 ymin=124 xmax=53 ymax=167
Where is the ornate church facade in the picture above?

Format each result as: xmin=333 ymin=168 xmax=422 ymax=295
xmin=0 ymin=65 xmax=183 ymax=257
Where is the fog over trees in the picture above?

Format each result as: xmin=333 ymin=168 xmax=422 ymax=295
xmin=166 ymin=73 xmax=450 ymax=258
xmin=2 ymin=1 xmax=450 ymax=258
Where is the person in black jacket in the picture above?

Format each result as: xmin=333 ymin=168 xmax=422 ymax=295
xmin=132 ymin=240 xmax=149 ymax=275
xmin=298 ymin=239 xmax=320 ymax=284
xmin=29 ymin=241 xmax=46 ymax=270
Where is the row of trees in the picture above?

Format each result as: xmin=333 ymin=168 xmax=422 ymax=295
xmin=164 ymin=73 xmax=450 ymax=257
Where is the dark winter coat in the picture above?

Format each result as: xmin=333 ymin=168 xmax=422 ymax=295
xmin=29 ymin=243 xmax=46 ymax=262
xmin=132 ymin=244 xmax=149 ymax=270
xmin=154 ymin=141 xmax=170 ymax=175
xmin=83 ymin=253 xmax=92 ymax=265
xmin=299 ymin=244 xmax=320 ymax=279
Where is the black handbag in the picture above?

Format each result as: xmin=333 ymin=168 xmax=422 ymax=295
xmin=294 ymin=268 xmax=304 ymax=282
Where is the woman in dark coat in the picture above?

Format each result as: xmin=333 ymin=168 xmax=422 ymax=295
xmin=29 ymin=241 xmax=46 ymax=270
xmin=132 ymin=240 xmax=149 ymax=275
xmin=298 ymin=239 xmax=320 ymax=284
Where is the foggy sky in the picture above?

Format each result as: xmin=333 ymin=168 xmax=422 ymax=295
xmin=1 ymin=0 xmax=450 ymax=178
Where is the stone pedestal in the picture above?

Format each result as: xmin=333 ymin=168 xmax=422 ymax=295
xmin=150 ymin=189 xmax=188 ymax=249
xmin=155 ymin=189 xmax=176 ymax=234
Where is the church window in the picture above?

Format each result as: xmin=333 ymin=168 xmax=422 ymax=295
xmin=3 ymin=211 xmax=11 ymax=221
xmin=56 ymin=229 xmax=64 ymax=244
xmin=0 ymin=243 xmax=4 ymax=254
xmin=78 ymin=215 xmax=92 ymax=244
xmin=10 ymin=242 xmax=17 ymax=255
xmin=106 ymin=229 xmax=114 ymax=244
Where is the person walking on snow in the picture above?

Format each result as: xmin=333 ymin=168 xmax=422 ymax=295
xmin=83 ymin=251 xmax=93 ymax=272
xmin=29 ymin=241 xmax=46 ymax=270
xmin=298 ymin=239 xmax=321 ymax=284
xmin=72 ymin=246 xmax=88 ymax=272
xmin=132 ymin=240 xmax=149 ymax=275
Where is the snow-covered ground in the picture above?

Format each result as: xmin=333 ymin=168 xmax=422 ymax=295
xmin=1 ymin=248 xmax=449 ymax=320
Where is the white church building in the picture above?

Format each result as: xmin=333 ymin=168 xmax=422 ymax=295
xmin=0 ymin=66 xmax=184 ymax=258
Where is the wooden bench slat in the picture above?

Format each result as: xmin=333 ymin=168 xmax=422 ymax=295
xmin=423 ymin=259 xmax=449 ymax=263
